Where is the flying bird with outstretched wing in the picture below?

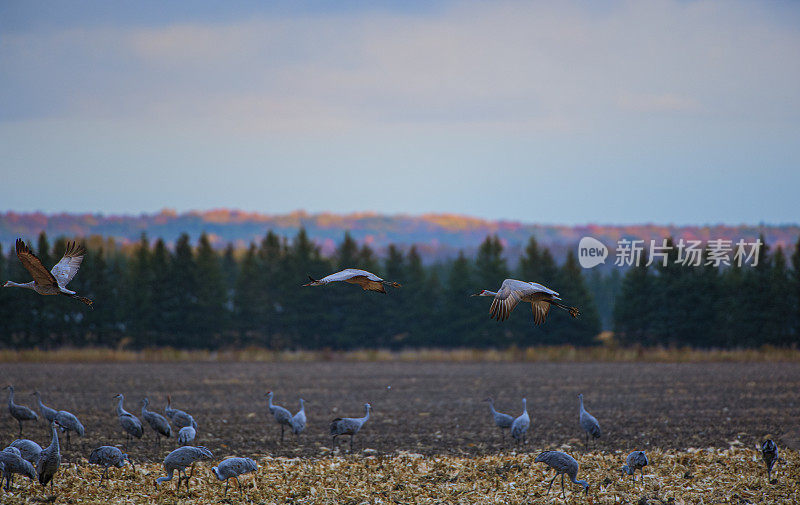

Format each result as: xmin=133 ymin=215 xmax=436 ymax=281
xmin=303 ymin=268 xmax=401 ymax=294
xmin=4 ymin=239 xmax=93 ymax=308
xmin=472 ymin=279 xmax=578 ymax=325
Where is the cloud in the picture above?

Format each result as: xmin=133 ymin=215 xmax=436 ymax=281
xmin=1 ymin=0 xmax=798 ymax=134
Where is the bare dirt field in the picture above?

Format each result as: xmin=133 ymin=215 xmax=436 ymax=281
xmin=1 ymin=361 xmax=799 ymax=503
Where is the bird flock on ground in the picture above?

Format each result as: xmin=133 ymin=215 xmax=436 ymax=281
xmin=0 ymin=237 xmax=786 ymax=499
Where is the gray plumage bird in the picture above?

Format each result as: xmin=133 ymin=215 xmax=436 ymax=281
xmin=534 ymin=451 xmax=590 ymax=499
xmin=165 ymin=395 xmax=197 ymax=430
xmin=178 ymin=425 xmax=196 ymax=446
xmin=9 ymin=439 xmax=42 ymax=465
xmin=142 ymin=397 xmax=171 ymax=446
xmin=578 ymin=394 xmax=601 ymax=446
xmin=621 ymin=451 xmax=648 ymax=481
xmin=88 ymin=446 xmax=131 ymax=486
xmin=6 ymin=385 xmax=38 ymax=437
xmin=266 ymin=391 xmax=293 ymax=443
xmin=485 ymin=397 xmax=514 ymax=442
xmin=330 ymin=403 xmax=371 ymax=452
xmin=55 ymin=410 xmax=85 ymax=449
xmin=155 ymin=446 xmax=213 ymax=491
xmin=471 ymin=279 xmax=579 ymax=325
xmin=510 ymin=398 xmax=530 ymax=446
xmin=114 ymin=394 xmax=143 ymax=450
xmin=291 ymin=399 xmax=307 ymax=436
xmin=32 ymin=391 xmax=58 ymax=424
xmin=0 ymin=450 xmax=36 ymax=491
xmin=36 ymin=421 xmax=61 ymax=491
xmin=303 ymin=269 xmax=401 ymax=293
xmin=212 ymin=457 xmax=258 ymax=496
xmin=761 ymin=439 xmax=778 ymax=481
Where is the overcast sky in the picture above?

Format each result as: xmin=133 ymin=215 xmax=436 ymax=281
xmin=1 ymin=0 xmax=798 ymax=225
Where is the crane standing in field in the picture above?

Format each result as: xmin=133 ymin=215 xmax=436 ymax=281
xmin=32 ymin=391 xmax=58 ymax=425
xmin=472 ymin=279 xmax=579 ymax=325
xmin=534 ymin=450 xmax=590 ymax=499
xmin=291 ymin=399 xmax=307 ymax=438
xmin=265 ymin=392 xmax=293 ymax=443
xmin=155 ymin=446 xmax=213 ymax=491
xmin=621 ymin=451 xmax=649 ymax=481
xmin=4 ymin=239 xmax=93 ymax=308
xmin=0 ymin=450 xmax=36 ymax=491
xmin=761 ymin=439 xmax=779 ymax=481
xmin=165 ymin=395 xmax=197 ymax=430
xmin=511 ymin=398 xmax=530 ymax=447
xmin=6 ymin=386 xmax=38 ymax=437
xmin=9 ymin=439 xmax=42 ymax=465
xmin=37 ymin=421 xmax=61 ymax=492
xmin=485 ymin=397 xmax=514 ymax=443
xmin=114 ymin=394 xmax=143 ymax=450
xmin=578 ymin=394 xmax=601 ymax=447
xmin=54 ymin=410 xmax=85 ymax=449
xmin=142 ymin=398 xmax=171 ymax=446
xmin=212 ymin=457 xmax=258 ymax=496
xmin=303 ymin=269 xmax=401 ymax=293
xmin=88 ymin=446 xmax=132 ymax=486
xmin=330 ymin=403 xmax=371 ymax=453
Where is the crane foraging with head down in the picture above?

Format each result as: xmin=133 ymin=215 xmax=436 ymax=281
xmin=155 ymin=446 xmax=213 ymax=491
xmin=534 ymin=451 xmax=590 ymax=499
xmin=4 ymin=239 xmax=93 ymax=308
xmin=330 ymin=403 xmax=371 ymax=453
xmin=212 ymin=457 xmax=258 ymax=496
xmin=9 ymin=439 xmax=42 ymax=465
xmin=88 ymin=446 xmax=132 ymax=486
xmin=0 ymin=450 xmax=36 ymax=491
xmin=472 ymin=279 xmax=579 ymax=325
xmin=303 ymin=269 xmax=401 ymax=293
xmin=621 ymin=450 xmax=649 ymax=481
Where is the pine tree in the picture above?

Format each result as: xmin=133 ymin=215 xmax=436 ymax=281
xmin=171 ymin=233 xmax=199 ymax=346
xmin=234 ymin=243 xmax=261 ymax=344
xmin=125 ymin=234 xmax=154 ymax=343
xmin=614 ymin=262 xmax=654 ymax=345
xmin=447 ymin=251 xmax=479 ymax=347
xmin=547 ymin=252 xmax=601 ymax=346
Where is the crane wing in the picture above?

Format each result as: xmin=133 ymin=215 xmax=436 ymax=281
xmin=50 ymin=241 xmax=86 ymax=287
xmin=322 ymin=269 xmax=383 ymax=283
xmin=15 ymin=239 xmax=58 ymax=287
xmin=531 ymin=300 xmax=551 ymax=325
xmin=489 ymin=279 xmax=534 ymax=321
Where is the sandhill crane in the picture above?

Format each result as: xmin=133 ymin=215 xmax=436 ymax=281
xmin=142 ymin=398 xmax=171 ymax=446
xmin=0 ymin=450 xmax=36 ymax=491
xmin=36 ymin=421 xmax=61 ymax=492
xmin=88 ymin=446 xmax=132 ymax=486
xmin=54 ymin=410 xmax=84 ymax=449
xmin=155 ymin=446 xmax=213 ymax=491
xmin=265 ymin=392 xmax=293 ymax=443
xmin=303 ymin=269 xmax=401 ymax=293
xmin=6 ymin=386 xmax=38 ymax=437
xmin=472 ymin=279 xmax=579 ymax=325
xmin=330 ymin=403 xmax=371 ymax=452
xmin=3 ymin=446 xmax=22 ymax=458
xmin=9 ymin=439 xmax=42 ymax=465
xmin=534 ymin=451 xmax=590 ymax=499
xmin=165 ymin=395 xmax=197 ymax=430
xmin=761 ymin=439 xmax=778 ymax=481
xmin=212 ymin=457 xmax=258 ymax=496
xmin=578 ymin=394 xmax=601 ymax=447
xmin=4 ymin=239 xmax=93 ymax=308
xmin=292 ymin=399 xmax=307 ymax=437
xmin=178 ymin=425 xmax=196 ymax=446
xmin=511 ymin=398 xmax=530 ymax=446
xmin=485 ymin=397 xmax=514 ymax=442
xmin=32 ymin=391 xmax=58 ymax=424
xmin=621 ymin=451 xmax=648 ymax=481
xmin=114 ymin=394 xmax=143 ymax=450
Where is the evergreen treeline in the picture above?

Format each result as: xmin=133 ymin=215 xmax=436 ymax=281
xmin=1 ymin=231 xmax=798 ymax=350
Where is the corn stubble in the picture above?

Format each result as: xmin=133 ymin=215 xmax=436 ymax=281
xmin=0 ymin=447 xmax=796 ymax=504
